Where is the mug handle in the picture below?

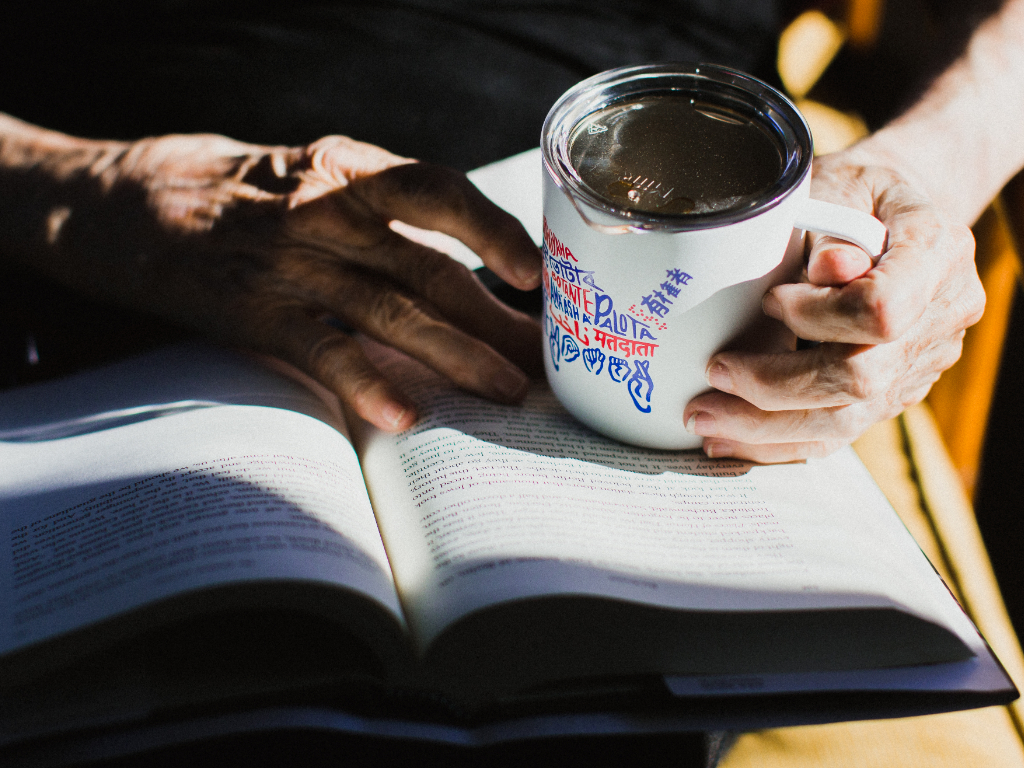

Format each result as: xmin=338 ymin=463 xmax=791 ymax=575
xmin=794 ymin=198 xmax=889 ymax=262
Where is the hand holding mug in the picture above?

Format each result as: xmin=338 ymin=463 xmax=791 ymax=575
xmin=683 ymin=149 xmax=984 ymax=462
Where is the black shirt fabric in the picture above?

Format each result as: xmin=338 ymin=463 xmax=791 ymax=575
xmin=1 ymin=0 xmax=781 ymax=169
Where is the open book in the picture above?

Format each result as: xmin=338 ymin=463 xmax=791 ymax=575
xmin=0 ymin=152 xmax=1016 ymax=762
xmin=0 ymin=339 xmax=1016 ymax=754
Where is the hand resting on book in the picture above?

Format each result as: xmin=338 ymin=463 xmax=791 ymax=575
xmin=0 ymin=116 xmax=543 ymax=433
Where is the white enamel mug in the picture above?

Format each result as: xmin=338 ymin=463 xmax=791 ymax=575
xmin=540 ymin=64 xmax=887 ymax=450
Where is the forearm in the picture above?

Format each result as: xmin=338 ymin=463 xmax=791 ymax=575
xmin=847 ymin=0 xmax=1024 ymax=225
xmin=0 ymin=113 xmax=128 ymax=276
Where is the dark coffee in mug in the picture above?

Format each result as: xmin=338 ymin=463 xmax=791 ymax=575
xmin=567 ymin=94 xmax=785 ymax=217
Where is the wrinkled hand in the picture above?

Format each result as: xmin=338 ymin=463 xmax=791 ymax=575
xmin=51 ymin=133 xmax=542 ymax=430
xmin=682 ymin=149 xmax=985 ymax=462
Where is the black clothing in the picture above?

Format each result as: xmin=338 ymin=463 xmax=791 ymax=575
xmin=1 ymin=1 xmax=780 ymax=169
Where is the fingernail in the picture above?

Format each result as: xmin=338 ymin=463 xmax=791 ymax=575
xmin=706 ymin=361 xmax=732 ymax=392
xmin=492 ymin=367 xmax=529 ymax=402
xmin=762 ymin=292 xmax=782 ymax=319
xmin=685 ymin=411 xmax=716 ymax=436
xmin=381 ymin=402 xmax=409 ymax=430
xmin=704 ymin=441 xmax=733 ymax=459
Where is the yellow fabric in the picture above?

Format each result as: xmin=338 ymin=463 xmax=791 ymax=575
xmin=720 ymin=709 xmax=1024 ymax=768
xmin=901 ymin=404 xmax=1024 ymax=745
xmin=719 ymin=406 xmax=1024 ymax=768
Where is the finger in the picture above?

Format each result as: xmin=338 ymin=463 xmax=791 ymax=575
xmin=805 ymin=234 xmax=874 ymax=286
xmin=766 ymin=238 xmax=933 ymax=344
xmin=683 ymin=390 xmax=871 ymax=446
xmin=698 ymin=345 xmax=870 ymax=412
xmin=699 ymin=335 xmax=956 ymax=413
xmin=359 ymin=234 xmax=544 ymax=375
xmin=702 ymin=437 xmax=848 ymax=463
xmin=276 ymin=235 xmax=543 ymax=376
xmin=305 ymin=134 xmax=413 ymax=179
xmin=698 ymin=361 xmax=935 ymax=461
xmin=315 ymin=265 xmax=532 ymax=404
xmin=255 ymin=306 xmax=418 ymax=432
xmin=347 ymin=163 xmax=542 ymax=290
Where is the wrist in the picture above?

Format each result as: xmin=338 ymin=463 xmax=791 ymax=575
xmin=837 ymin=129 xmax=938 ymax=201
xmin=835 ymin=0 xmax=1024 ymax=226
xmin=834 ymin=124 xmax=1007 ymax=227
xmin=0 ymin=114 xmax=129 ymax=272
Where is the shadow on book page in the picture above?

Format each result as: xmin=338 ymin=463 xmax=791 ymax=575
xmin=0 ymin=400 xmax=222 ymax=442
xmin=2 ymin=465 xmax=402 ymax=664
xmin=417 ymin=383 xmax=754 ymax=478
xmin=0 ymin=345 xmax=404 ymax=672
xmin=365 ymin=338 xmax=753 ymax=478
xmin=0 ymin=343 xmax=343 ymax=444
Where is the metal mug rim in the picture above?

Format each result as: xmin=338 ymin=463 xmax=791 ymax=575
xmin=540 ymin=63 xmax=814 ymax=232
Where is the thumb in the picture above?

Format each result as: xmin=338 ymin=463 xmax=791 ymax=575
xmin=806 ymin=234 xmax=875 ymax=286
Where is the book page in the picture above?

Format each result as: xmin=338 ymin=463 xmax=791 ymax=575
xmin=0 ymin=344 xmax=402 ymax=657
xmin=355 ymin=344 xmax=971 ymax=652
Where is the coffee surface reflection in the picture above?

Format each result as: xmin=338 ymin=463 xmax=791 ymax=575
xmin=568 ymin=94 xmax=784 ymax=216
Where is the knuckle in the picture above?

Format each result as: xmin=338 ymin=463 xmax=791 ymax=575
xmin=949 ymin=222 xmax=976 ymax=257
xmin=777 ymin=410 xmax=818 ymax=444
xmin=306 ymin=138 xmax=346 ymax=176
xmin=369 ymin=289 xmax=429 ymax=332
xmin=946 ymin=226 xmax=984 ymax=322
xmin=735 ymin=408 xmax=771 ymax=442
xmin=936 ymin=334 xmax=966 ymax=372
xmin=827 ymin=406 xmax=866 ymax=441
xmin=801 ymin=440 xmax=844 ymax=460
xmin=301 ymin=332 xmax=386 ymax=405
xmin=384 ymin=161 xmax=469 ymax=207
xmin=963 ymin=279 xmax=987 ymax=326
xmin=837 ymin=356 xmax=882 ymax=402
xmin=304 ymin=331 xmax=354 ymax=376
xmin=859 ymin=287 xmax=906 ymax=343
xmin=903 ymin=381 xmax=936 ymax=409
xmin=836 ymin=279 xmax=907 ymax=344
